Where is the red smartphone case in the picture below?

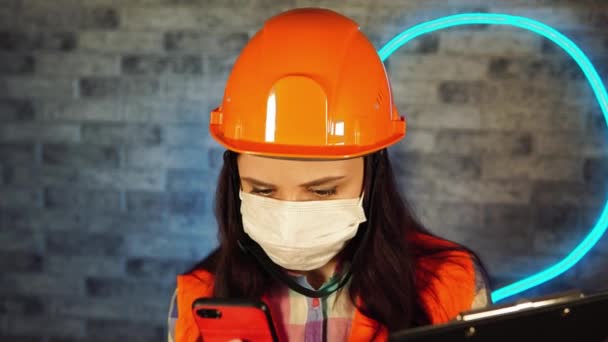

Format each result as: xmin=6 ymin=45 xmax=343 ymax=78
xmin=192 ymin=298 xmax=280 ymax=342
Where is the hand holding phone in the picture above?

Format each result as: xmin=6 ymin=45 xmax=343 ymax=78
xmin=192 ymin=298 xmax=280 ymax=342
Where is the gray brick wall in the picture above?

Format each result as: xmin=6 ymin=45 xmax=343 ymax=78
xmin=0 ymin=0 xmax=607 ymax=340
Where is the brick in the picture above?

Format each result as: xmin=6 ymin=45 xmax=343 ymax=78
xmin=366 ymin=29 xmax=439 ymax=54
xmin=125 ymin=146 xmax=206 ymax=168
xmin=4 ymin=165 xmax=77 ymax=187
xmin=0 ymin=10 xmax=17 ymax=30
xmin=542 ymin=31 xmax=608 ymax=57
xmin=480 ymin=102 xmax=587 ymax=132
xmin=82 ymin=123 xmax=161 ymax=145
xmin=583 ymin=158 xmax=608 ymax=184
xmin=389 ymin=55 xmax=487 ymax=81
xmin=398 ymin=104 xmax=481 ymax=130
xmin=0 ymin=99 xmax=35 ymax=121
xmin=365 ymin=4 xmax=493 ymax=29
xmin=46 ymin=295 xmax=167 ymax=324
xmin=0 ymin=335 xmax=42 ymax=342
xmin=126 ymin=257 xmax=192 ymax=278
xmin=106 ymin=0 xmax=290 ymax=5
xmin=126 ymin=190 xmax=169 ymax=214
xmin=561 ymin=80 xmax=602 ymax=109
xmin=85 ymin=276 xmax=172 ymax=298
xmin=36 ymin=53 xmax=120 ymax=76
xmin=438 ymin=80 xmax=561 ymax=106
xmin=0 ymin=186 xmax=42 ymax=209
xmin=0 ymin=31 xmax=77 ymax=52
xmin=482 ymin=254 xmax=564 ymax=285
xmin=167 ymin=169 xmax=207 ymax=191
xmin=8 ymin=168 xmax=166 ymax=194
xmin=0 ymin=0 xmax=21 ymax=9
xmin=75 ymin=212 xmax=168 ymax=234
xmin=0 ymin=227 xmax=44 ymax=253
xmin=42 ymin=144 xmax=120 ymax=168
xmin=86 ymin=319 xmax=165 ymax=341
xmin=438 ymin=81 xmax=485 ymax=104
xmin=0 ymin=273 xmax=84 ymax=297
xmin=44 ymin=255 xmax=126 ymax=278
xmin=487 ymin=57 xmax=606 ymax=81
xmin=158 ymin=77 xmax=219 ymax=101
xmin=0 ymin=144 xmax=36 ymax=164
xmin=531 ymin=181 xmax=606 ymax=206
xmin=208 ymin=147 xmax=224 ymax=169
xmin=533 ymin=205 xmax=588 ymax=255
xmin=488 ymin=57 xmax=554 ymax=80
xmin=46 ymin=231 xmax=125 ymax=256
xmin=0 ymin=53 xmax=35 ymax=74
xmin=78 ymin=31 xmax=164 ymax=53
xmin=400 ymin=177 xmax=532 ymax=204
xmin=577 ymin=253 xmax=608 ymax=293
xmin=390 ymin=129 xmax=436 ymax=153
xmin=0 ymin=251 xmax=42 ymax=273
xmin=588 ymin=109 xmax=607 ymax=135
xmin=78 ymin=77 xmax=159 ymax=98
xmin=408 ymin=200 xmax=482 ymax=234
xmin=489 ymin=6 xmax=603 ymax=31
xmin=169 ymin=214 xmax=216 ymax=235
xmin=391 ymin=81 xmax=440 ymax=105
xmin=392 ymin=152 xmax=481 ymax=180
xmin=439 ymin=29 xmax=541 ymax=56
xmin=1 ymin=208 xmax=169 ymax=235
xmin=435 ymin=130 xmax=532 ymax=156
xmin=121 ymin=7 xmax=206 ymax=30
xmin=535 ymin=132 xmax=608 ymax=157
xmin=0 ymin=295 xmax=43 ymax=316
xmin=36 ymin=99 xmax=124 ymax=122
xmin=484 ymin=204 xmax=534 ymax=231
xmin=481 ymin=204 xmax=535 ymax=253
xmin=0 ymin=123 xmax=80 ymax=143
xmin=44 ymin=187 xmax=123 ymax=212
xmin=206 ymin=54 xmax=237 ymax=80
xmin=169 ymin=191 xmax=206 ymax=215
xmin=121 ymin=7 xmax=270 ymax=31
xmin=121 ymin=98 xmax=209 ymax=123
xmin=0 ymin=77 xmax=75 ymax=99
xmin=125 ymin=232 xmax=216 ymax=259
xmin=165 ymin=30 xmax=249 ymax=54
xmin=18 ymin=5 xmax=118 ymax=30
xmin=0 ymin=314 xmax=86 ymax=339
xmin=77 ymin=168 xmax=166 ymax=191
xmin=163 ymin=124 xmax=208 ymax=146
xmin=481 ymin=156 xmax=583 ymax=181
xmin=122 ymin=55 xmax=202 ymax=75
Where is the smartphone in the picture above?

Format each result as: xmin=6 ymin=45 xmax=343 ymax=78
xmin=192 ymin=297 xmax=280 ymax=342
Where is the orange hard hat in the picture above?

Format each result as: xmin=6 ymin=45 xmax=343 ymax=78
xmin=209 ymin=8 xmax=406 ymax=159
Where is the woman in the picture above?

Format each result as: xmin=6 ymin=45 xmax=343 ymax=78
xmin=168 ymin=8 xmax=490 ymax=342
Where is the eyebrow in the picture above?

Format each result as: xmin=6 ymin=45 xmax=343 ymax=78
xmin=241 ymin=176 xmax=346 ymax=188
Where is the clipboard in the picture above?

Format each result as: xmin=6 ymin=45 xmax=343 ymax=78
xmin=389 ymin=290 xmax=608 ymax=342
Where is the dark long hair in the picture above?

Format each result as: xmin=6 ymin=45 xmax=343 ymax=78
xmin=189 ymin=149 xmax=490 ymax=333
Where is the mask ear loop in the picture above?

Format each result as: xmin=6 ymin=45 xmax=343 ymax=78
xmin=236 ymin=150 xmax=381 ymax=298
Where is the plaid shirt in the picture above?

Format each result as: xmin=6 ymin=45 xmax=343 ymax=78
xmin=168 ymin=262 xmax=489 ymax=341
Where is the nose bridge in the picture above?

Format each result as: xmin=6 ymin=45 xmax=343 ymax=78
xmin=276 ymin=189 xmax=301 ymax=202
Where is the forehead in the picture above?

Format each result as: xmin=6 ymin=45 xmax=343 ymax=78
xmin=237 ymin=154 xmax=363 ymax=182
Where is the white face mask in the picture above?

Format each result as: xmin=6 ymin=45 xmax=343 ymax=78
xmin=239 ymin=190 xmax=367 ymax=271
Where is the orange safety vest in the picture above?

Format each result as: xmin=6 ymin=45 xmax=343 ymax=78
xmin=174 ymin=233 xmax=475 ymax=341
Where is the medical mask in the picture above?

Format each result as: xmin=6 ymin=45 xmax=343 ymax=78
xmin=239 ymin=190 xmax=366 ymax=271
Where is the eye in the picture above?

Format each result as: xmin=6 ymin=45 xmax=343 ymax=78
xmin=310 ymin=187 xmax=337 ymax=197
xmin=251 ymin=188 xmax=274 ymax=196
